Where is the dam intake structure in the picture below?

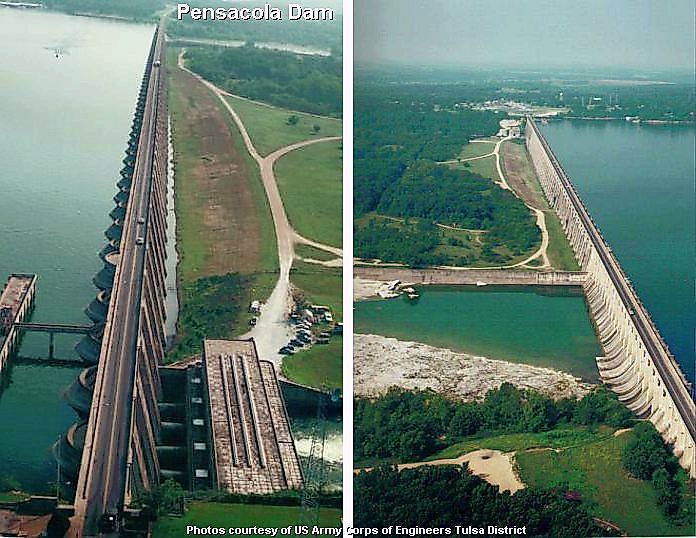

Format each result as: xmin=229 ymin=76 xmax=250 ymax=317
xmin=526 ymin=117 xmax=695 ymax=477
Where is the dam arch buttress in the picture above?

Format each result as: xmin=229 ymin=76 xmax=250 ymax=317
xmin=526 ymin=118 xmax=695 ymax=478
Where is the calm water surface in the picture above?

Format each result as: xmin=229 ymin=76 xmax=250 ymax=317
xmin=0 ymin=8 xmax=154 ymax=491
xmin=355 ymin=287 xmax=602 ymax=381
xmin=542 ymin=120 xmax=695 ymax=384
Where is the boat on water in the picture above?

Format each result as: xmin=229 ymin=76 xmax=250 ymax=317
xmin=476 ymin=281 xmax=488 ymax=287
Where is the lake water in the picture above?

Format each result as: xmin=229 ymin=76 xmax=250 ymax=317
xmin=542 ymin=120 xmax=695 ymax=385
xmin=0 ymin=8 xmax=154 ymax=491
xmin=355 ymin=121 xmax=694 ymax=387
xmin=355 ymin=287 xmax=602 ymax=381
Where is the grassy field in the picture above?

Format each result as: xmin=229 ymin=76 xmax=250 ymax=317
xmin=425 ymin=426 xmax=614 ymax=461
xmin=517 ymin=430 xmax=693 ymax=537
xmin=282 ymin=336 xmax=342 ymax=390
xmin=275 ymin=140 xmax=343 ymax=248
xmin=224 ymin=95 xmax=342 ymax=157
xmin=295 ymin=243 xmax=339 ymax=262
xmin=454 ymin=154 xmax=498 ymax=181
xmin=545 ymin=211 xmax=581 ymax=271
xmin=284 ymin=260 xmax=342 ymax=389
xmin=291 ymin=260 xmax=342 ymax=319
xmin=167 ymin=48 xmax=278 ymax=357
xmin=152 ymin=502 xmax=342 ymax=537
xmin=457 ymin=141 xmax=496 ymax=160
xmin=169 ymin=49 xmax=277 ymax=285
xmin=500 ymin=141 xmax=580 ymax=271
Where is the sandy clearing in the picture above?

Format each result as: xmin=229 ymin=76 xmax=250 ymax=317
xmin=355 ymin=449 xmax=524 ymax=494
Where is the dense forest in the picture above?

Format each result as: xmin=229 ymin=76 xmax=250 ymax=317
xmin=354 ymin=465 xmax=616 ymax=536
xmin=40 ymin=0 xmax=165 ymax=20
xmin=354 ymin=385 xmax=633 ymax=462
xmin=184 ymin=45 xmax=342 ymax=116
xmin=353 ymin=83 xmax=539 ymax=266
xmin=168 ymin=1 xmax=342 ymax=54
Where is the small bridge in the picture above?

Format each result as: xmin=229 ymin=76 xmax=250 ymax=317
xmin=14 ymin=323 xmax=92 ymax=359
xmin=15 ymin=322 xmax=92 ymax=334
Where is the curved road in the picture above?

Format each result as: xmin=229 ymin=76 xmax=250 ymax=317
xmin=177 ymin=53 xmax=342 ymax=363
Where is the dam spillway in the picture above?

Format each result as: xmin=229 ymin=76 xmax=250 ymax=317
xmin=526 ymin=117 xmax=695 ymax=477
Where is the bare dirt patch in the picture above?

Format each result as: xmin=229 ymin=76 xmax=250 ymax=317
xmin=356 ymin=449 xmax=524 ymax=494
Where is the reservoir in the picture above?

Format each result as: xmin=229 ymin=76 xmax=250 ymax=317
xmin=542 ymin=120 xmax=695 ymax=385
xmin=354 ymin=287 xmax=602 ymax=381
xmin=0 ymin=8 xmax=154 ymax=491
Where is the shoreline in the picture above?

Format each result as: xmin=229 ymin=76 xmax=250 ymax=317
xmin=354 ymin=333 xmax=595 ymax=401
xmin=548 ymin=116 xmax=694 ymax=125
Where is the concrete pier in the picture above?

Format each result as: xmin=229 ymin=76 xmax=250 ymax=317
xmin=0 ymin=274 xmax=36 ymax=374
xmin=526 ymin=118 xmax=695 ymax=477
xmin=354 ymin=267 xmax=588 ymax=286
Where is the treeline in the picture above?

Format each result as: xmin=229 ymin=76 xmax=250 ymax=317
xmin=353 ymin=83 xmax=539 ymax=266
xmin=354 ymin=84 xmax=501 ymax=216
xmin=623 ymin=422 xmax=692 ymax=524
xmin=41 ymin=0 xmax=166 ymax=20
xmin=354 ymin=465 xmax=617 ymax=536
xmin=355 ymin=70 xmax=695 ymax=122
xmin=354 ymin=219 xmax=441 ymax=267
xmin=355 ymin=384 xmax=633 ymax=462
xmin=166 ymin=273 xmax=247 ymax=361
xmin=184 ymin=45 xmax=341 ymax=116
xmin=168 ymin=1 xmax=342 ymax=54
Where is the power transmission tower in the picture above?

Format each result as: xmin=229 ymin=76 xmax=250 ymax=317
xmin=298 ymin=390 xmax=329 ymax=527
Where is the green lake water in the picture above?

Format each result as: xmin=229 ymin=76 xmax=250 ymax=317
xmin=355 ymin=121 xmax=694 ymax=388
xmin=0 ymin=8 xmax=154 ymax=491
xmin=542 ymin=120 xmax=695 ymax=385
xmin=354 ymin=286 xmax=602 ymax=381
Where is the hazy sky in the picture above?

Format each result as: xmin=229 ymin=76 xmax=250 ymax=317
xmin=354 ymin=0 xmax=695 ymax=71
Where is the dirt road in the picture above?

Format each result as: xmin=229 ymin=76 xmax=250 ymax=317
xmin=177 ymin=51 xmax=342 ymax=364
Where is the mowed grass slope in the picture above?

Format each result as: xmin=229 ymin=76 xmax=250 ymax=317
xmin=167 ymin=49 xmax=278 ymax=356
xmin=500 ymin=141 xmax=579 ymax=271
xmin=275 ymin=140 xmax=343 ymax=247
xmin=153 ymin=502 xmax=342 ymax=537
xmin=169 ymin=52 xmax=277 ymax=283
xmin=224 ymin=94 xmax=342 ymax=157
xmin=516 ymin=430 xmax=693 ymax=537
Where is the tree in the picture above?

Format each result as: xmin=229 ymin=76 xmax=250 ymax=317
xmin=482 ymin=383 xmax=524 ymax=429
xmin=135 ymin=478 xmax=185 ymax=520
xmin=286 ymin=114 xmax=299 ymax=126
xmin=448 ymin=403 xmax=482 ymax=437
xmin=313 ymin=124 xmax=321 ymax=133
xmin=622 ymin=422 xmax=669 ymax=480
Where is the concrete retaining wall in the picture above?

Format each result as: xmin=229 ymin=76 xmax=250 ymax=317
xmin=354 ymin=267 xmax=588 ymax=286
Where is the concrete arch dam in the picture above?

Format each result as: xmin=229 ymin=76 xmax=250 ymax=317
xmin=526 ymin=118 xmax=695 ymax=478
